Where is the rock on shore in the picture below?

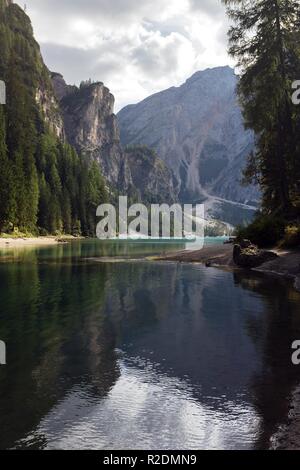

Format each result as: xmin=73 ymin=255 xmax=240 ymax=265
xmin=157 ymin=243 xmax=300 ymax=291
xmin=233 ymin=241 xmax=278 ymax=268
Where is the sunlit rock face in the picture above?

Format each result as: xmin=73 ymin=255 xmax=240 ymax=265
xmin=52 ymin=75 xmax=179 ymax=202
xmin=52 ymin=76 xmax=134 ymax=190
xmin=118 ymin=66 xmax=259 ymax=210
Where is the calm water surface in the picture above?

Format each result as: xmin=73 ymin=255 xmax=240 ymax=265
xmin=0 ymin=239 xmax=299 ymax=450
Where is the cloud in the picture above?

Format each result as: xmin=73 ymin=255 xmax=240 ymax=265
xmin=131 ymin=32 xmax=195 ymax=77
xmin=16 ymin=0 xmax=230 ymax=111
xmin=189 ymin=0 xmax=225 ymax=17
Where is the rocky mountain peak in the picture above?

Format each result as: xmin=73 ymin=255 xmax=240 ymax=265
xmin=52 ymin=74 xmax=179 ymax=203
xmin=53 ymin=78 xmax=119 ymax=152
xmin=51 ymin=73 xmax=77 ymax=101
xmin=118 ymin=66 xmax=258 ymax=224
xmin=185 ymin=65 xmax=235 ymax=85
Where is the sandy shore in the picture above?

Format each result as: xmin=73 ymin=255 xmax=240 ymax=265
xmin=157 ymin=244 xmax=300 ymax=292
xmin=156 ymin=244 xmax=235 ymax=266
xmin=0 ymin=236 xmax=81 ymax=249
xmin=255 ymin=249 xmax=300 ymax=291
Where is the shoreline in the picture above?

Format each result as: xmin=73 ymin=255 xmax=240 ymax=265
xmin=1 ymin=237 xmax=299 ymax=293
xmin=156 ymin=244 xmax=234 ymax=266
xmin=270 ymin=385 xmax=300 ymax=450
xmin=156 ymin=244 xmax=300 ymax=293
xmin=0 ymin=235 xmax=84 ymax=249
xmin=0 ymin=236 xmax=299 ymax=448
xmin=158 ymin=243 xmax=300 ymax=450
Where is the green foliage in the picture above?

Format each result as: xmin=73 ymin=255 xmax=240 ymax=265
xmin=281 ymin=224 xmax=300 ymax=248
xmin=223 ymin=0 xmax=300 ymax=218
xmin=0 ymin=2 xmax=108 ymax=236
xmin=0 ymin=106 xmax=11 ymax=232
xmin=235 ymin=214 xmax=285 ymax=247
xmin=125 ymin=145 xmax=157 ymax=160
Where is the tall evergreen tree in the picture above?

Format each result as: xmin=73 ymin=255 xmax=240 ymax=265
xmin=0 ymin=105 xmax=11 ymax=231
xmin=6 ymin=55 xmax=39 ymax=231
xmin=223 ymin=0 xmax=300 ymax=217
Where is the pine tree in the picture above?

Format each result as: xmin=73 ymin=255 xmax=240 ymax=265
xmin=86 ymin=160 xmax=108 ymax=235
xmin=6 ymin=55 xmax=39 ymax=232
xmin=38 ymin=173 xmax=51 ymax=232
xmin=0 ymin=105 xmax=11 ymax=231
xmin=223 ymin=0 xmax=300 ymax=217
xmin=61 ymin=188 xmax=72 ymax=235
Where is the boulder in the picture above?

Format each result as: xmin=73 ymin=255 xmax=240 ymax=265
xmin=233 ymin=242 xmax=278 ymax=268
xmin=240 ymin=239 xmax=252 ymax=249
xmin=295 ymin=277 xmax=300 ymax=293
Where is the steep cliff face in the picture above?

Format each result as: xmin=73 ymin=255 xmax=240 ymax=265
xmin=118 ymin=67 xmax=259 ymax=212
xmin=0 ymin=0 xmax=64 ymax=140
xmin=51 ymin=73 xmax=77 ymax=101
xmin=35 ymin=87 xmax=65 ymax=140
xmin=52 ymin=76 xmax=179 ymax=202
xmin=2 ymin=0 xmax=12 ymax=7
xmin=125 ymin=146 xmax=179 ymax=204
xmin=52 ymin=78 xmax=132 ymax=190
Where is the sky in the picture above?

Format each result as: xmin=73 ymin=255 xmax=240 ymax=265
xmin=15 ymin=0 xmax=231 ymax=111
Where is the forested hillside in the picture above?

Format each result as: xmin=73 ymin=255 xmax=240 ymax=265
xmin=0 ymin=0 xmax=107 ymax=236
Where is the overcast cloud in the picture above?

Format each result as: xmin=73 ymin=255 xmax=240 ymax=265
xmin=16 ymin=0 xmax=230 ymax=111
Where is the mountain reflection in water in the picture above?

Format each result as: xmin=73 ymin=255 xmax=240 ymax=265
xmin=0 ymin=240 xmax=299 ymax=450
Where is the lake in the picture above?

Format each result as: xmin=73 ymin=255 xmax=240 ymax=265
xmin=0 ymin=239 xmax=299 ymax=450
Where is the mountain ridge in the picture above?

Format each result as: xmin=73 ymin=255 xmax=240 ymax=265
xmin=118 ymin=66 xmax=259 ymax=223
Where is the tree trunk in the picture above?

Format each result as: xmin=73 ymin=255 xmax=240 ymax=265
xmin=273 ymin=0 xmax=293 ymax=214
